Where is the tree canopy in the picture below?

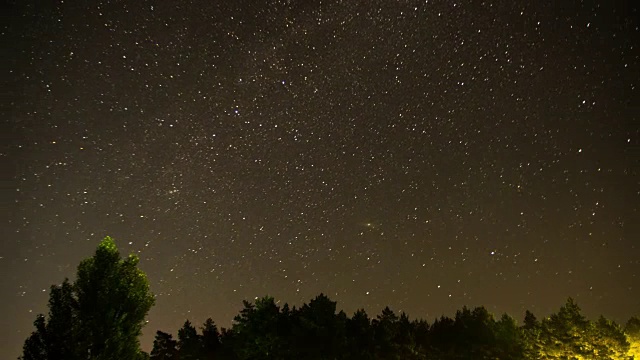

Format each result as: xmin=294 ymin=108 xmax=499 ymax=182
xmin=20 ymin=236 xmax=154 ymax=360
xmin=152 ymin=296 xmax=637 ymax=360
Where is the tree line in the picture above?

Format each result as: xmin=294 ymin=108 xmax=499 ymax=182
xmin=20 ymin=237 xmax=640 ymax=359
xmin=150 ymin=295 xmax=639 ymax=360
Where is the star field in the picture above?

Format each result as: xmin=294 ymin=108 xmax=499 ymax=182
xmin=3 ymin=1 xmax=639 ymax=357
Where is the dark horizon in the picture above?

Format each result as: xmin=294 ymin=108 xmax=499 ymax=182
xmin=4 ymin=0 xmax=638 ymax=358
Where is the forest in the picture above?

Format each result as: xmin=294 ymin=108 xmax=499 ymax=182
xmin=148 ymin=294 xmax=639 ymax=360
xmin=20 ymin=237 xmax=639 ymax=360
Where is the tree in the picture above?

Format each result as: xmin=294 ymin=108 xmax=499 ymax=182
xmin=394 ymin=312 xmax=419 ymax=359
xmin=293 ymin=293 xmax=346 ymax=360
xmin=625 ymin=316 xmax=640 ymax=359
xmin=373 ymin=306 xmax=399 ymax=359
xmin=345 ymin=309 xmax=375 ymax=359
xmin=452 ymin=306 xmax=497 ymax=359
xmin=150 ymin=331 xmax=178 ymax=360
xmin=144 ymin=293 xmax=637 ymax=360
xmin=231 ymin=296 xmax=287 ymax=360
xmin=178 ymin=320 xmax=204 ymax=360
xmin=427 ymin=306 xmax=519 ymax=359
xmin=411 ymin=318 xmax=430 ymax=357
xmin=521 ymin=310 xmax=542 ymax=359
xmin=494 ymin=313 xmax=526 ymax=359
xmin=20 ymin=236 xmax=155 ymax=360
xmin=589 ymin=316 xmax=630 ymax=359
xmin=428 ymin=315 xmax=456 ymax=358
xmin=45 ymin=280 xmax=77 ymax=359
xmin=21 ymin=280 xmax=77 ymax=360
xmin=20 ymin=315 xmax=47 ymax=360
xmin=523 ymin=310 xmax=539 ymax=331
xmin=201 ymin=318 xmax=221 ymax=358
xmin=539 ymin=297 xmax=592 ymax=359
xmin=218 ymin=327 xmax=239 ymax=360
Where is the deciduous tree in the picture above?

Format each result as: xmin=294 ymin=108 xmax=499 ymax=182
xmin=20 ymin=236 xmax=154 ymax=360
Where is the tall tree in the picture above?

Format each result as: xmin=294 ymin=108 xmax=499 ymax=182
xmin=231 ymin=296 xmax=287 ymax=360
xmin=293 ymin=293 xmax=346 ymax=360
xmin=521 ymin=310 xmax=542 ymax=359
xmin=201 ymin=318 xmax=221 ymax=358
xmin=494 ymin=313 xmax=526 ymax=359
xmin=178 ymin=320 xmax=204 ymax=360
xmin=453 ymin=306 xmax=497 ymax=359
xmin=150 ymin=331 xmax=178 ymax=360
xmin=20 ymin=236 xmax=155 ymax=360
xmin=394 ymin=312 xmax=419 ymax=359
xmin=345 ymin=309 xmax=375 ymax=359
xmin=411 ymin=318 xmax=430 ymax=357
xmin=428 ymin=315 xmax=456 ymax=358
xmin=372 ymin=306 xmax=399 ymax=359
xmin=539 ymin=297 xmax=591 ymax=359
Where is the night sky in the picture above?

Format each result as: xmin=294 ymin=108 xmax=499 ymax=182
xmin=3 ymin=0 xmax=639 ymax=357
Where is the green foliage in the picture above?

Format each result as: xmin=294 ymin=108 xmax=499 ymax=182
xmin=626 ymin=316 xmax=640 ymax=359
xmin=589 ymin=316 xmax=629 ymax=358
xmin=231 ymin=296 xmax=289 ymax=360
xmin=423 ymin=305 xmax=526 ymax=359
xmin=538 ymin=297 xmax=592 ymax=358
xmin=20 ymin=236 xmax=154 ymax=360
xmin=522 ymin=310 xmax=543 ymax=359
xmin=494 ymin=313 xmax=526 ymax=359
xmin=151 ymin=295 xmax=636 ymax=360
xmin=523 ymin=298 xmax=633 ymax=359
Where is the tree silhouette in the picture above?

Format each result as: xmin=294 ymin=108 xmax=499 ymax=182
xmin=345 ymin=309 xmax=375 ymax=359
xmin=20 ymin=236 xmax=154 ymax=360
xmin=372 ymin=306 xmax=399 ymax=359
xmin=150 ymin=331 xmax=178 ymax=360
xmin=201 ymin=318 xmax=221 ymax=358
xmin=453 ymin=306 xmax=497 ymax=358
xmin=146 ymin=293 xmax=637 ymax=360
xmin=231 ymin=296 xmax=288 ymax=360
xmin=494 ymin=313 xmax=526 ymax=359
xmin=293 ymin=293 xmax=347 ymax=359
xmin=25 ymin=236 xmax=637 ymax=359
xmin=428 ymin=315 xmax=456 ymax=358
xmin=411 ymin=318 xmax=430 ymax=357
xmin=521 ymin=310 xmax=542 ymax=358
xmin=178 ymin=320 xmax=204 ymax=360
xmin=20 ymin=315 xmax=47 ymax=360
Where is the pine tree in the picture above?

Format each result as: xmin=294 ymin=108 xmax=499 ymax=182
xmin=150 ymin=331 xmax=178 ymax=360
xmin=201 ymin=318 xmax=221 ymax=358
xmin=178 ymin=320 xmax=204 ymax=360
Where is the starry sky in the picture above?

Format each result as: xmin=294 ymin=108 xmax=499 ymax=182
xmin=3 ymin=0 xmax=639 ymax=357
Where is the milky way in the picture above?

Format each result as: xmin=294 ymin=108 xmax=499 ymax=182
xmin=4 ymin=1 xmax=638 ymax=357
